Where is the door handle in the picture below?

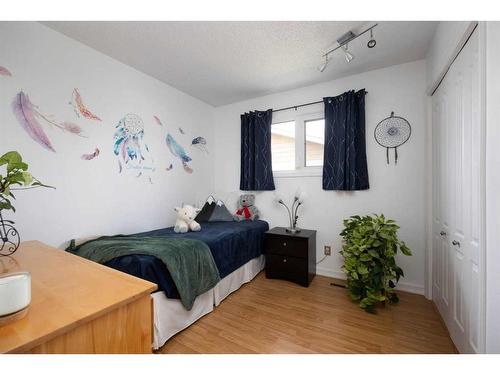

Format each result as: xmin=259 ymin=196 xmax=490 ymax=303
xmin=440 ymin=231 xmax=447 ymax=236
xmin=452 ymin=240 xmax=461 ymax=247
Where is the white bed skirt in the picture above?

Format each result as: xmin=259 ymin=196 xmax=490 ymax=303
xmin=152 ymin=255 xmax=265 ymax=350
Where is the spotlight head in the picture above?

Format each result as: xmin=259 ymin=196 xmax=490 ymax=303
xmin=367 ymin=29 xmax=376 ymax=48
xmin=342 ymin=44 xmax=354 ymax=63
xmin=317 ymin=55 xmax=330 ymax=72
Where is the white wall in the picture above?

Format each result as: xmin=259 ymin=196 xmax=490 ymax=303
xmin=426 ymin=21 xmax=476 ymax=94
xmin=213 ymin=60 xmax=428 ymax=293
xmin=485 ymin=21 xmax=500 ymax=354
xmin=0 ymin=22 xmax=215 ymax=248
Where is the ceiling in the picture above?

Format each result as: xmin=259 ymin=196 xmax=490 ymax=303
xmin=42 ymin=21 xmax=438 ymax=106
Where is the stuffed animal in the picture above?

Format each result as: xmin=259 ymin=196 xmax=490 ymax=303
xmin=234 ymin=194 xmax=260 ymax=221
xmin=174 ymin=204 xmax=201 ymax=233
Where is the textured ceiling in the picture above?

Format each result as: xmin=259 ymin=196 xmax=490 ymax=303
xmin=42 ymin=21 xmax=437 ymax=106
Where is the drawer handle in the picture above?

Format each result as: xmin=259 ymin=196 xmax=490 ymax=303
xmin=440 ymin=231 xmax=447 ymax=236
xmin=282 ymin=242 xmax=287 ymax=247
xmin=452 ymin=240 xmax=461 ymax=247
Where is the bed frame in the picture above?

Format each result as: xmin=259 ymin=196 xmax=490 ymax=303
xmin=152 ymin=255 xmax=265 ymax=349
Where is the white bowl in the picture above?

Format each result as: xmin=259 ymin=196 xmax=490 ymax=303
xmin=0 ymin=272 xmax=31 ymax=316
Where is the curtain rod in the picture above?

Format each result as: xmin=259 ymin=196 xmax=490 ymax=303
xmin=272 ymin=91 xmax=368 ymax=113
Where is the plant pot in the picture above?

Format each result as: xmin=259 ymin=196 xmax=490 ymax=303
xmin=0 ymin=271 xmax=31 ymax=324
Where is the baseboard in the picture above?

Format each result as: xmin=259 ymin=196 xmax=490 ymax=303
xmin=316 ymin=267 xmax=346 ymax=280
xmin=316 ymin=266 xmax=425 ymax=296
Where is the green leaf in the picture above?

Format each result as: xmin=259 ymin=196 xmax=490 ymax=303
xmin=7 ymin=161 xmax=28 ymax=172
xmin=400 ymin=242 xmax=412 ymax=256
xmin=357 ymin=265 xmax=369 ymax=275
xmin=0 ymin=201 xmax=12 ymax=210
xmin=22 ymin=171 xmax=33 ymax=185
xmin=359 ymin=253 xmax=372 ymax=262
xmin=0 ymin=151 xmax=22 ymax=164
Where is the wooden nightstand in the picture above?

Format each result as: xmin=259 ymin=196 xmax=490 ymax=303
xmin=264 ymin=227 xmax=316 ymax=287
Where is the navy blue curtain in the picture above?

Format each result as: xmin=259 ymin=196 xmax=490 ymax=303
xmin=322 ymin=89 xmax=369 ymax=190
xmin=240 ymin=109 xmax=275 ymax=191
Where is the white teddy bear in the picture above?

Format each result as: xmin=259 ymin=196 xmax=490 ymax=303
xmin=174 ymin=204 xmax=201 ymax=233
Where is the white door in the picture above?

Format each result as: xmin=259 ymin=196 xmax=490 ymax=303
xmin=432 ymin=28 xmax=484 ymax=353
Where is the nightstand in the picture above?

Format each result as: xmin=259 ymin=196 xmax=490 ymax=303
xmin=264 ymin=227 xmax=316 ymax=287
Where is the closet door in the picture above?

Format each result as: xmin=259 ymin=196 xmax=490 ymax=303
xmin=431 ymin=28 xmax=483 ymax=353
xmin=432 ymin=83 xmax=451 ymax=321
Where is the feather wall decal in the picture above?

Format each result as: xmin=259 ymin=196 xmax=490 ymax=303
xmin=12 ymin=91 xmax=55 ymax=152
xmin=32 ymin=109 xmax=87 ymax=138
xmin=182 ymin=161 xmax=193 ymax=174
xmin=81 ymin=147 xmax=100 ymax=160
xmin=60 ymin=121 xmax=86 ymax=137
xmin=191 ymin=136 xmax=208 ymax=153
xmin=0 ymin=66 xmax=12 ymax=77
xmin=155 ymin=115 xmax=193 ymax=173
xmin=12 ymin=91 xmax=88 ymax=151
xmin=153 ymin=116 xmax=163 ymax=126
xmin=192 ymin=136 xmax=206 ymax=145
xmin=71 ymin=88 xmax=102 ymax=121
xmin=166 ymin=134 xmax=192 ymax=163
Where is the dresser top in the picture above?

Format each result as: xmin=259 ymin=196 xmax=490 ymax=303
xmin=266 ymin=227 xmax=316 ymax=238
xmin=0 ymin=241 xmax=157 ymax=353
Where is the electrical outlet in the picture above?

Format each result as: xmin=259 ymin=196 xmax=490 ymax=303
xmin=324 ymin=246 xmax=331 ymax=256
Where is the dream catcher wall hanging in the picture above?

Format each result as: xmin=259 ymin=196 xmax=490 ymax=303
xmin=374 ymin=112 xmax=411 ymax=164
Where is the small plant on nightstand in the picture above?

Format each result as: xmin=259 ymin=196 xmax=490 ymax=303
xmin=0 ymin=151 xmax=53 ymax=256
xmin=340 ymin=214 xmax=412 ymax=313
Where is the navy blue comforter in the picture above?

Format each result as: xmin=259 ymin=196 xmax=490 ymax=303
xmin=104 ymin=220 xmax=269 ymax=299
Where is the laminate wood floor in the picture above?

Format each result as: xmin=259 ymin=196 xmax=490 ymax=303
xmin=158 ymin=273 xmax=457 ymax=354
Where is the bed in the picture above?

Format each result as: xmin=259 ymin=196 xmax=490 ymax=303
xmin=99 ymin=220 xmax=269 ymax=349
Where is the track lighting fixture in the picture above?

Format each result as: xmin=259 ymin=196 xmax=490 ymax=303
xmin=317 ymin=23 xmax=377 ymax=73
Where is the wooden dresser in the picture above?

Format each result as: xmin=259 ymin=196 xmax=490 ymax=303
xmin=0 ymin=241 xmax=157 ymax=354
xmin=265 ymin=227 xmax=316 ymax=287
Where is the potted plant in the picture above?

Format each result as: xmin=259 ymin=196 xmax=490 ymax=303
xmin=0 ymin=151 xmax=53 ymax=256
xmin=340 ymin=214 xmax=412 ymax=313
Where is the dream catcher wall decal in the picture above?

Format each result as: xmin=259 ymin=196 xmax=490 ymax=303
xmin=374 ymin=112 xmax=411 ymax=165
xmin=113 ymin=113 xmax=155 ymax=182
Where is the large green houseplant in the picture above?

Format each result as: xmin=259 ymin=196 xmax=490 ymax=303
xmin=340 ymin=214 xmax=412 ymax=313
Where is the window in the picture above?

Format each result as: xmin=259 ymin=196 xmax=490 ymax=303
xmin=271 ymin=111 xmax=324 ymax=176
xmin=271 ymin=121 xmax=295 ymax=171
xmin=305 ymin=119 xmax=325 ymax=167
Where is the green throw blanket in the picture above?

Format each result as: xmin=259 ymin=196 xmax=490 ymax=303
xmin=67 ymin=236 xmax=220 ymax=310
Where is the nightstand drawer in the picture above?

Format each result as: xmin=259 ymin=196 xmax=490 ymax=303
xmin=265 ymin=254 xmax=307 ymax=286
xmin=265 ymin=235 xmax=307 ymax=258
